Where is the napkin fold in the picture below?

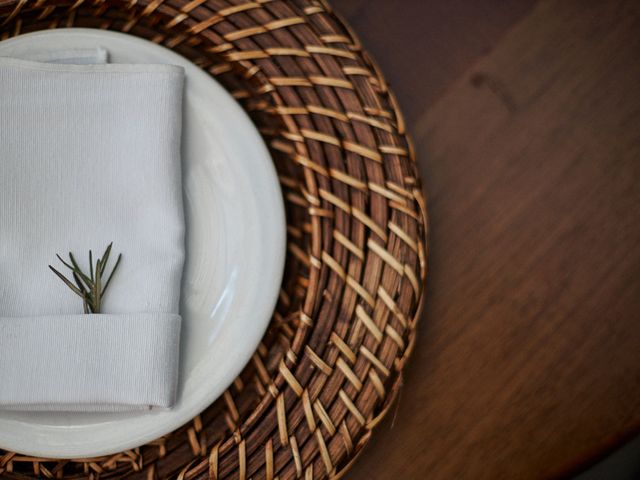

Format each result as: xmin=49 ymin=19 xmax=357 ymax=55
xmin=17 ymin=46 xmax=109 ymax=64
xmin=0 ymin=48 xmax=185 ymax=411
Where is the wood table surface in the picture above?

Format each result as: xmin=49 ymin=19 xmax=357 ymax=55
xmin=333 ymin=1 xmax=640 ymax=478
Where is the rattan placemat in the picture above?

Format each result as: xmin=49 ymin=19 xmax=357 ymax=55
xmin=0 ymin=1 xmax=428 ymax=478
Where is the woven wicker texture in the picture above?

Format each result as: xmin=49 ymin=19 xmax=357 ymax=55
xmin=0 ymin=1 xmax=428 ymax=478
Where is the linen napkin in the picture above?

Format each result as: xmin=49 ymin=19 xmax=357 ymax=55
xmin=17 ymin=46 xmax=109 ymax=64
xmin=0 ymin=48 xmax=185 ymax=411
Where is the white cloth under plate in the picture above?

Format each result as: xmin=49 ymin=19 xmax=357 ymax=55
xmin=0 ymin=49 xmax=185 ymax=411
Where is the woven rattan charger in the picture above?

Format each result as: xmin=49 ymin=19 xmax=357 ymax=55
xmin=0 ymin=1 xmax=428 ymax=478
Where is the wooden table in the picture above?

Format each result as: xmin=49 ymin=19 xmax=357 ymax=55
xmin=334 ymin=1 xmax=640 ymax=478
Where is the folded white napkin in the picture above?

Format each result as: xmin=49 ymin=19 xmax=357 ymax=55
xmin=17 ymin=46 xmax=109 ymax=65
xmin=0 ymin=48 xmax=185 ymax=411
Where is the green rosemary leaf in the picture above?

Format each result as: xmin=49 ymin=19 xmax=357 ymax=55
xmin=94 ymin=258 xmax=102 ymax=311
xmin=102 ymin=253 xmax=122 ymax=295
xmin=89 ymin=250 xmax=94 ymax=283
xmin=68 ymin=252 xmax=93 ymax=289
xmin=100 ymin=243 xmax=113 ymax=276
xmin=72 ymin=272 xmax=94 ymax=314
xmin=49 ymin=265 xmax=85 ymax=298
xmin=68 ymin=252 xmax=80 ymax=271
xmin=55 ymin=254 xmax=74 ymax=272
xmin=72 ymin=272 xmax=86 ymax=294
xmin=51 ymin=243 xmax=121 ymax=314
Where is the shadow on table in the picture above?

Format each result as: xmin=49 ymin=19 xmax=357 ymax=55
xmin=575 ymin=434 xmax=640 ymax=480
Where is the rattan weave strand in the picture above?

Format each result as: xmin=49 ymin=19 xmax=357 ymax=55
xmin=0 ymin=1 xmax=428 ymax=478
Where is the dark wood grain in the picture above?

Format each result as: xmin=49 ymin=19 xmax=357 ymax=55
xmin=339 ymin=0 xmax=640 ymax=478
xmin=336 ymin=0 xmax=536 ymax=124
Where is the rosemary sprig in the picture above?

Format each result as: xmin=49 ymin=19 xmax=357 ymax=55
xmin=49 ymin=243 xmax=122 ymax=314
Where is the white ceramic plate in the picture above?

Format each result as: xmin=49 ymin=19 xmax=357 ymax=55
xmin=0 ymin=29 xmax=286 ymax=458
